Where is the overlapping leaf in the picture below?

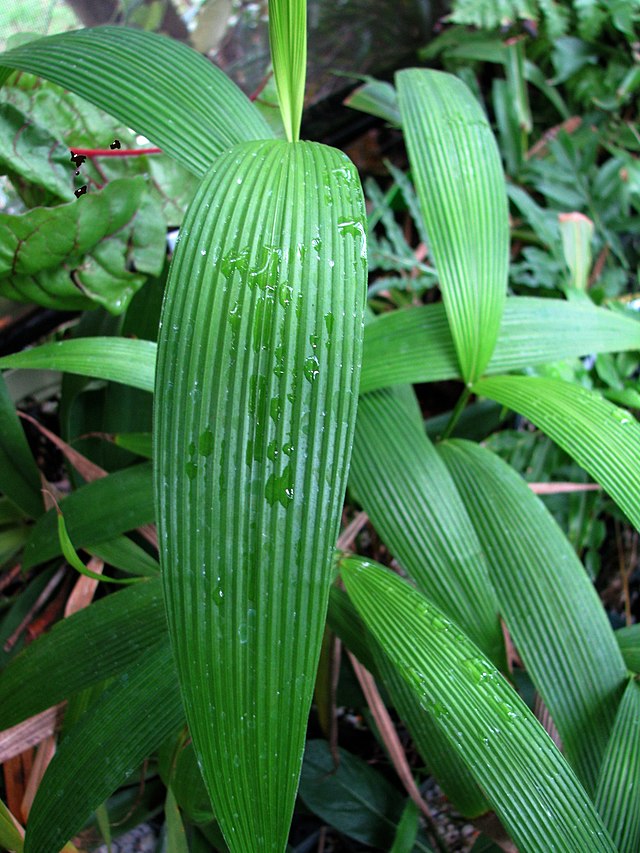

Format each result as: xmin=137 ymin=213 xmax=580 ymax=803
xmin=0 ymin=27 xmax=273 ymax=177
xmin=397 ymin=68 xmax=509 ymax=382
xmin=439 ymin=439 xmax=627 ymax=792
xmin=340 ymin=556 xmax=617 ymax=852
xmin=0 ymin=374 xmax=42 ymax=518
xmin=474 ymin=375 xmax=640 ymax=531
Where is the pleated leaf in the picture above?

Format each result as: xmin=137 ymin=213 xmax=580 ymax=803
xmin=0 ymin=373 xmax=42 ymax=518
xmin=438 ymin=439 xmax=627 ymax=792
xmin=360 ymin=297 xmax=640 ymax=393
xmin=269 ymin=0 xmax=307 ymax=143
xmin=397 ymin=69 xmax=509 ymax=383
xmin=23 ymin=642 xmax=184 ymax=853
xmin=154 ymin=139 xmax=366 ymax=851
xmin=340 ymin=556 xmax=617 ymax=853
xmin=595 ymin=678 xmax=640 ymax=853
xmin=474 ymin=375 xmax=640 ymax=531
xmin=0 ymin=578 xmax=165 ymax=729
xmin=23 ymin=462 xmax=154 ymax=569
xmin=349 ymin=385 xmax=502 ymax=662
xmin=0 ymin=337 xmax=155 ymax=393
xmin=0 ymin=27 xmax=272 ymax=177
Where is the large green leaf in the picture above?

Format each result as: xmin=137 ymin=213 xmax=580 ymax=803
xmin=0 ymin=578 xmax=165 ymax=729
xmin=349 ymin=385 xmax=502 ymax=662
xmin=474 ymin=375 xmax=640 ymax=531
xmin=23 ymin=462 xmax=154 ymax=569
xmin=340 ymin=556 xmax=617 ymax=852
xmin=0 ymin=27 xmax=273 ymax=177
xmin=595 ymin=678 xmax=640 ymax=853
xmin=155 ymin=139 xmax=366 ymax=852
xmin=23 ymin=642 xmax=184 ymax=853
xmin=0 ymin=176 xmax=164 ymax=314
xmin=397 ymin=69 xmax=509 ymax=382
xmin=438 ymin=439 xmax=627 ymax=792
xmin=0 ymin=337 xmax=156 ymax=392
xmin=0 ymin=373 xmax=42 ymax=518
xmin=360 ymin=297 xmax=640 ymax=393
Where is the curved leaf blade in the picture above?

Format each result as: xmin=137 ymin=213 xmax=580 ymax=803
xmin=397 ymin=69 xmax=509 ymax=382
xmin=474 ymin=375 xmax=640 ymax=531
xmin=155 ymin=139 xmax=366 ymax=851
xmin=340 ymin=556 xmax=617 ymax=853
xmin=438 ymin=439 xmax=627 ymax=792
xmin=268 ymin=0 xmax=307 ymax=143
xmin=0 ymin=27 xmax=273 ymax=177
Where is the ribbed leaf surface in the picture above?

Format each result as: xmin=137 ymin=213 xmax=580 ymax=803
xmin=360 ymin=297 xmax=640 ymax=393
xmin=340 ymin=556 xmax=617 ymax=853
xmin=23 ymin=642 xmax=183 ymax=853
xmin=595 ymin=678 xmax=640 ymax=853
xmin=155 ymin=139 xmax=366 ymax=851
xmin=0 ymin=579 xmax=164 ymax=729
xmin=0 ymin=338 xmax=155 ymax=392
xmin=397 ymin=69 xmax=509 ymax=383
xmin=438 ymin=439 xmax=627 ymax=792
xmin=474 ymin=375 xmax=640 ymax=531
xmin=0 ymin=27 xmax=272 ymax=177
xmin=269 ymin=0 xmax=307 ymax=142
xmin=349 ymin=385 xmax=502 ymax=662
xmin=23 ymin=462 xmax=154 ymax=569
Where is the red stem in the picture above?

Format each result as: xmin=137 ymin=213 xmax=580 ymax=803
xmin=70 ymin=147 xmax=162 ymax=157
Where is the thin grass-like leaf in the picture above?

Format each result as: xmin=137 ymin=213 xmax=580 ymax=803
xmin=360 ymin=297 xmax=640 ymax=393
xmin=0 ymin=27 xmax=272 ymax=177
xmin=474 ymin=375 xmax=640 ymax=531
xmin=23 ymin=643 xmax=183 ymax=853
xmin=0 ymin=338 xmax=155 ymax=393
xmin=595 ymin=678 xmax=640 ymax=853
xmin=397 ymin=69 xmax=509 ymax=382
xmin=268 ymin=0 xmax=307 ymax=143
xmin=155 ymin=139 xmax=366 ymax=851
xmin=438 ymin=439 xmax=627 ymax=792
xmin=340 ymin=556 xmax=617 ymax=853
xmin=0 ymin=578 xmax=164 ymax=728
xmin=0 ymin=374 xmax=42 ymax=519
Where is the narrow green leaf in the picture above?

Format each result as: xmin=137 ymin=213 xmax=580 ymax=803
xmin=349 ymin=385 xmax=502 ymax=662
xmin=88 ymin=535 xmax=159 ymax=577
xmin=341 ymin=556 xmax=617 ymax=853
xmin=113 ymin=432 xmax=153 ymax=458
xmin=56 ymin=509 xmax=142 ymax=585
xmin=360 ymin=297 xmax=640 ymax=393
xmin=390 ymin=800 xmax=419 ymax=853
xmin=0 ymin=799 xmax=23 ymax=853
xmin=0 ymin=338 xmax=156 ymax=393
xmin=474 ymin=375 xmax=640 ymax=531
xmin=155 ymin=139 xmax=366 ymax=851
xmin=595 ymin=678 xmax=640 ymax=853
xmin=397 ymin=69 xmax=509 ymax=382
xmin=0 ymin=27 xmax=273 ymax=177
xmin=615 ymin=625 xmax=640 ymax=673
xmin=165 ymin=786 xmax=190 ymax=853
xmin=23 ymin=462 xmax=154 ymax=569
xmin=0 ymin=578 xmax=165 ymax=729
xmin=0 ymin=373 xmax=42 ymax=518
xmin=345 ymin=80 xmax=401 ymax=126
xmin=439 ymin=439 xmax=627 ymax=792
xmin=268 ymin=0 xmax=307 ymax=143
xmin=23 ymin=642 xmax=183 ymax=853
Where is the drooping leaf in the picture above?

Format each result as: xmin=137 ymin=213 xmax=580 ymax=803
xmin=438 ymin=439 xmax=627 ymax=792
xmin=595 ymin=678 xmax=640 ymax=853
xmin=340 ymin=555 xmax=617 ymax=852
xmin=360 ymin=297 xmax=640 ymax=393
xmin=397 ymin=69 xmax=509 ymax=382
xmin=0 ymin=337 xmax=156 ymax=393
xmin=0 ymin=27 xmax=273 ymax=177
xmin=23 ymin=462 xmax=154 ymax=569
xmin=349 ymin=385 xmax=503 ymax=662
xmin=0 ymin=373 xmax=42 ymax=518
xmin=0 ymin=578 xmax=165 ymax=729
xmin=474 ymin=375 xmax=640 ymax=531
xmin=0 ymin=177 xmax=165 ymax=314
xmin=155 ymin=139 xmax=366 ymax=851
xmin=23 ymin=642 xmax=184 ymax=853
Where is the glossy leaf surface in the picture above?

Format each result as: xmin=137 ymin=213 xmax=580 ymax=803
xmin=341 ymin=556 xmax=617 ymax=852
xmin=155 ymin=139 xmax=366 ymax=851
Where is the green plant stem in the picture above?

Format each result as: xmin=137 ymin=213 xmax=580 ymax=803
xmin=440 ymin=385 xmax=472 ymax=440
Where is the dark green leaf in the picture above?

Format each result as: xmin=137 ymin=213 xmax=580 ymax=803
xmin=615 ymin=624 xmax=640 ymax=673
xmin=0 ymin=373 xmax=42 ymax=518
